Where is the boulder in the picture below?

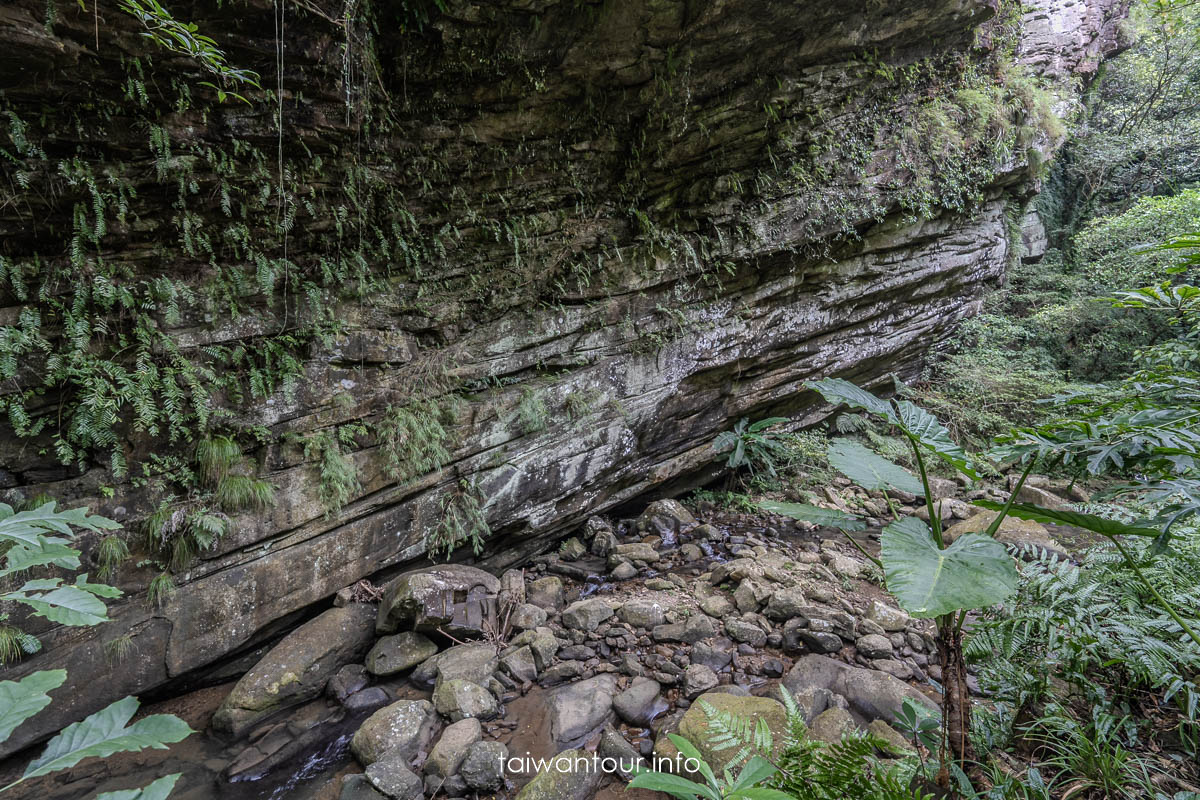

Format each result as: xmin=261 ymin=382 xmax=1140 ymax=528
xmin=366 ymin=755 xmax=425 ymax=799
xmin=432 ymin=679 xmax=500 ymax=722
xmin=561 ymin=598 xmax=615 ymax=631
xmin=460 ymin=740 xmax=507 ymax=791
xmin=498 ymin=645 xmax=539 ymax=683
xmin=617 ymin=598 xmax=667 ymax=629
xmin=724 ymin=616 xmax=767 ymax=647
xmin=808 ymin=707 xmax=856 ymax=744
xmin=652 ymin=614 xmax=716 ymax=644
xmin=376 ymin=565 xmax=500 ymax=637
xmin=638 ymin=499 xmax=696 ymax=534
xmin=526 ymin=576 xmax=565 ymax=612
xmin=855 ymin=633 xmax=894 ymax=659
xmin=700 ymin=594 xmax=736 ymax=618
xmin=782 ymin=655 xmax=937 ymax=723
xmin=514 ymin=749 xmax=602 ymax=800
xmin=612 ymin=678 xmax=666 ymax=726
xmin=411 ymin=643 xmax=497 ymax=688
xmin=559 ymin=536 xmax=587 ymax=561
xmin=683 ymin=664 xmax=719 ymax=698
xmin=328 ymin=663 xmax=370 ymax=702
xmin=691 ymin=640 xmax=734 ymax=672
xmin=366 ymin=632 xmax=439 ymax=677
xmin=214 ymin=604 xmax=376 ymax=736
xmin=655 ymin=692 xmax=788 ymax=775
xmin=340 ymin=773 xmax=390 ymax=800
xmin=549 ymin=674 xmax=619 ymax=746
xmin=764 ymin=587 xmax=807 ymax=621
xmin=425 ymin=718 xmax=482 ymax=777
xmin=510 ymin=603 xmax=548 ymax=631
xmin=351 ymin=699 xmax=438 ymax=766
xmin=943 ymin=510 xmax=1069 ymax=560
xmin=610 ymin=562 xmax=638 ymax=580
xmin=865 ymin=601 xmax=909 ymax=632
xmin=508 ymin=626 xmax=561 ymax=671
xmin=1016 ymin=484 xmax=1069 ymax=510
xmin=612 ymin=542 xmax=661 ymax=563
xmin=867 ymin=719 xmax=913 ymax=753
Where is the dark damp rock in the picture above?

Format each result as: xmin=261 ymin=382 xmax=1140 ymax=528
xmin=367 ymin=632 xmax=439 ymax=676
xmin=214 ymin=603 xmax=377 ymax=737
xmin=559 ymin=644 xmax=597 ymax=660
xmin=351 ymin=699 xmax=438 ymax=766
xmin=340 ymin=773 xmax=390 ymax=800
xmin=683 ymin=664 xmax=719 ymax=698
xmin=527 ymin=576 xmax=566 ymax=612
xmin=782 ymin=654 xmax=938 ymax=722
xmin=460 ymin=740 xmax=508 ymax=791
xmin=328 ymin=663 xmax=370 ymax=702
xmin=599 ymin=727 xmax=643 ymax=779
xmin=376 ymin=565 xmax=500 ymax=637
xmin=499 ymin=645 xmax=539 ymax=683
xmin=612 ymin=677 xmax=665 ymax=726
xmin=540 ymin=660 xmax=585 ymax=685
xmin=424 ymin=774 xmax=468 ymax=798
xmin=344 ymin=687 xmax=391 ymax=713
xmin=797 ymin=629 xmax=843 ymax=654
xmin=559 ymin=536 xmax=588 ymax=561
xmin=652 ymin=613 xmax=715 ymax=644
xmin=549 ymin=674 xmax=619 ymax=746
xmin=691 ymin=639 xmax=735 ymax=672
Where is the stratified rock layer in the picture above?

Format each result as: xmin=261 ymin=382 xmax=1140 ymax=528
xmin=0 ymin=0 xmax=1126 ymax=754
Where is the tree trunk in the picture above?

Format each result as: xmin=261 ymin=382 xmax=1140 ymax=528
xmin=937 ymin=618 xmax=976 ymax=785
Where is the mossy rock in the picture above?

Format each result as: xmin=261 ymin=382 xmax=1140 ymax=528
xmin=653 ymin=692 xmax=789 ymax=775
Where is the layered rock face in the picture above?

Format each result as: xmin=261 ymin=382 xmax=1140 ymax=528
xmin=0 ymin=0 xmax=1125 ymax=754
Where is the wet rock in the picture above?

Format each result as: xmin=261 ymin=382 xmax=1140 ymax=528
xmin=514 ymin=749 xmax=603 ymax=800
xmin=549 ymin=674 xmax=619 ymax=746
xmin=599 ymin=727 xmax=643 ymax=779
xmin=782 ymin=655 xmax=937 ymax=723
xmin=865 ymin=600 xmax=909 ymax=632
xmin=460 ymin=740 xmax=507 ymax=791
xmin=377 ymin=565 xmax=500 ymax=637
xmin=345 ymin=687 xmax=392 ymax=712
xmin=328 ymin=663 xmax=370 ymax=702
xmin=527 ymin=576 xmax=565 ymax=612
xmin=652 ymin=613 xmax=716 ymax=644
xmin=214 ymin=604 xmax=376 ymax=737
xmin=655 ymin=692 xmax=788 ymax=774
xmin=796 ymin=629 xmax=843 ymax=654
xmin=340 ymin=773 xmax=390 ymax=800
xmin=366 ymin=755 xmax=425 ymax=799
xmin=867 ymin=719 xmax=913 ymax=753
xmin=351 ymin=699 xmax=438 ymax=766
xmin=691 ymin=640 xmax=734 ymax=672
xmin=610 ymin=562 xmax=638 ymax=580
xmin=612 ymin=677 xmax=665 ymax=726
xmin=764 ymin=587 xmax=807 ymax=621
xmin=540 ymin=660 xmax=585 ymax=685
xmin=617 ymin=598 xmax=667 ymax=629
xmin=411 ymin=643 xmax=497 ymax=689
xmin=562 ymin=598 xmax=616 ymax=631
xmin=425 ymin=718 xmax=482 ymax=778
xmin=856 ymin=633 xmax=894 ymax=660
xmin=809 ymin=707 xmax=856 ymax=744
xmin=367 ymin=632 xmax=439 ymax=677
xmin=432 ymin=679 xmax=499 ymax=722
xmin=498 ymin=645 xmax=539 ymax=683
xmin=683 ymin=664 xmax=719 ymax=698
xmin=510 ymin=603 xmax=548 ymax=631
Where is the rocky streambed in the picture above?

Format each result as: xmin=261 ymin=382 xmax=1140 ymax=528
xmin=2 ymin=484 xmax=1082 ymax=800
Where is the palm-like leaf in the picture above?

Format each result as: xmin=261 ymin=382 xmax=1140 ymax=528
xmin=881 ymin=517 xmax=1018 ymax=618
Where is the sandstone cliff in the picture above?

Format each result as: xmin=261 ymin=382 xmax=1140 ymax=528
xmin=0 ymin=0 xmax=1126 ymax=753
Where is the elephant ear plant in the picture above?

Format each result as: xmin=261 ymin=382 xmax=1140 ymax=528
xmin=761 ymin=379 xmax=1032 ymax=787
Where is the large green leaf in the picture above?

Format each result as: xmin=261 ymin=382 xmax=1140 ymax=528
xmin=827 ymin=439 xmax=924 ymax=496
xmin=5 ymin=581 xmax=110 ymax=627
xmin=0 ymin=538 xmax=82 ymax=578
xmin=23 ymin=696 xmax=193 ymax=780
xmin=759 ymin=501 xmax=867 ymax=531
xmin=0 ymin=670 xmax=67 ymax=744
xmin=973 ymin=501 xmax=1161 ymax=538
xmin=95 ymin=774 xmax=182 ymax=800
xmin=0 ymin=502 xmax=120 ymax=545
xmin=881 ymin=516 xmax=1019 ymax=618
xmin=894 ymin=401 xmax=977 ymax=479
xmin=806 ymin=378 xmax=897 ymax=424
